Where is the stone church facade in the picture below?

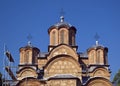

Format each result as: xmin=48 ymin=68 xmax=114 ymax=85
xmin=16 ymin=16 xmax=112 ymax=86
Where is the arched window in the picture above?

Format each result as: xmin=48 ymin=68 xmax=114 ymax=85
xmin=24 ymin=51 xmax=29 ymax=64
xmin=69 ymin=30 xmax=75 ymax=45
xmin=21 ymin=52 xmax=24 ymax=63
xmin=72 ymin=32 xmax=75 ymax=45
xmin=97 ymin=51 xmax=100 ymax=64
xmin=91 ymin=51 xmax=94 ymax=62
xmin=52 ymin=31 xmax=56 ymax=45
xmin=60 ymin=30 xmax=64 ymax=43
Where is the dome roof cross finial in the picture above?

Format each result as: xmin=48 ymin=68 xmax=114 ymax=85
xmin=27 ymin=34 xmax=32 ymax=46
xmin=60 ymin=16 xmax=64 ymax=22
xmin=94 ymin=33 xmax=100 ymax=46
xmin=60 ymin=8 xmax=65 ymax=22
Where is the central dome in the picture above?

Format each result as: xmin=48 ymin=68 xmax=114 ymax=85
xmin=48 ymin=16 xmax=77 ymax=50
xmin=54 ymin=16 xmax=71 ymax=27
xmin=48 ymin=16 xmax=74 ymax=33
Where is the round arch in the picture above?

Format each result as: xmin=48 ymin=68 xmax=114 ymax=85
xmin=92 ymin=67 xmax=110 ymax=79
xmin=48 ymin=44 xmax=79 ymax=61
xmin=17 ymin=67 xmax=38 ymax=80
xmin=44 ymin=55 xmax=81 ymax=78
xmin=85 ymin=77 xmax=112 ymax=86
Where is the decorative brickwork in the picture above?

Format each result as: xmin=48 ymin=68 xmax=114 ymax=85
xmin=16 ymin=16 xmax=112 ymax=86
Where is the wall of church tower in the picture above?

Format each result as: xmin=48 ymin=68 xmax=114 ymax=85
xmin=19 ymin=46 xmax=40 ymax=65
xmin=88 ymin=47 xmax=108 ymax=65
xmin=19 ymin=48 xmax=33 ymax=64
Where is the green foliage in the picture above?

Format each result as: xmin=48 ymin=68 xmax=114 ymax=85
xmin=113 ymin=69 xmax=120 ymax=86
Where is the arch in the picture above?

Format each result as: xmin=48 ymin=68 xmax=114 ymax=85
xmin=16 ymin=77 xmax=45 ymax=86
xmin=85 ymin=77 xmax=112 ymax=86
xmin=49 ymin=29 xmax=58 ymax=45
xmin=60 ymin=30 xmax=64 ymax=43
xmin=88 ymin=50 xmax=95 ymax=64
xmin=59 ymin=28 xmax=68 ymax=44
xmin=17 ymin=67 xmax=38 ymax=80
xmin=48 ymin=44 xmax=79 ymax=61
xmin=24 ymin=50 xmax=29 ymax=64
xmin=52 ymin=31 xmax=56 ymax=45
xmin=44 ymin=55 xmax=81 ymax=78
xmin=92 ymin=67 xmax=110 ymax=79
xmin=69 ymin=29 xmax=76 ymax=45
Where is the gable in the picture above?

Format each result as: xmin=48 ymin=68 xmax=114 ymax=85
xmin=48 ymin=44 xmax=79 ymax=61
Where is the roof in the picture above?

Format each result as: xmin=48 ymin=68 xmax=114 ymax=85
xmin=19 ymin=42 xmax=40 ymax=52
xmin=48 ymin=16 xmax=76 ymax=33
xmin=87 ymin=41 xmax=108 ymax=52
xmin=43 ymin=74 xmax=79 ymax=80
xmin=38 ymin=52 xmax=48 ymax=58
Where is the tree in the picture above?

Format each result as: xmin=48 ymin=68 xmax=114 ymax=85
xmin=0 ymin=72 xmax=2 ymax=86
xmin=113 ymin=69 xmax=120 ymax=86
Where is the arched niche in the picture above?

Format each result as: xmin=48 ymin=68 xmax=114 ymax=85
xmin=49 ymin=29 xmax=58 ymax=45
xmin=59 ymin=28 xmax=68 ymax=44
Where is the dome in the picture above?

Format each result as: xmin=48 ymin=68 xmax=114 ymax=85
xmin=54 ymin=16 xmax=71 ymax=27
xmin=48 ymin=16 xmax=75 ymax=34
xmin=19 ymin=41 xmax=40 ymax=52
xmin=87 ymin=41 xmax=108 ymax=52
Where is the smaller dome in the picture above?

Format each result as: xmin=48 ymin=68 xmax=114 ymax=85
xmin=19 ymin=42 xmax=40 ymax=52
xmin=87 ymin=41 xmax=108 ymax=52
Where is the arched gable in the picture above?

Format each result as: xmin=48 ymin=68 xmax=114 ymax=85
xmin=92 ymin=67 xmax=110 ymax=80
xmin=44 ymin=55 xmax=81 ymax=79
xmin=48 ymin=44 xmax=79 ymax=61
xmin=85 ymin=77 xmax=112 ymax=86
xmin=17 ymin=67 xmax=38 ymax=80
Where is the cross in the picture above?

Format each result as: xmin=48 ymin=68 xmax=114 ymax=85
xmin=60 ymin=8 xmax=65 ymax=22
xmin=94 ymin=33 xmax=100 ymax=45
xmin=27 ymin=34 xmax=32 ymax=45
xmin=94 ymin=33 xmax=100 ymax=41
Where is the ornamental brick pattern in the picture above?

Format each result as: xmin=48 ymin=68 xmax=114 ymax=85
xmin=16 ymin=16 xmax=112 ymax=86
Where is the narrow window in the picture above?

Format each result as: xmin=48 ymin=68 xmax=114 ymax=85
xmin=91 ymin=51 xmax=94 ymax=63
xmin=72 ymin=33 xmax=75 ymax=45
xmin=69 ymin=31 xmax=72 ymax=45
xmin=97 ymin=51 xmax=100 ymax=64
xmin=24 ymin=51 xmax=29 ymax=64
xmin=52 ymin=31 xmax=56 ymax=45
xmin=69 ymin=30 xmax=75 ymax=45
xmin=60 ymin=30 xmax=64 ymax=43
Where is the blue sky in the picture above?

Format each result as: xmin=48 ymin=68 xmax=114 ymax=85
xmin=0 ymin=0 xmax=120 ymax=80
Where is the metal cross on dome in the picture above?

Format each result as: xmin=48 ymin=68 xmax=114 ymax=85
xmin=60 ymin=8 xmax=65 ymax=22
xmin=94 ymin=33 xmax=100 ymax=45
xmin=27 ymin=34 xmax=32 ymax=46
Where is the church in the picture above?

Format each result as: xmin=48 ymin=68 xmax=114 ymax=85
xmin=14 ymin=16 xmax=112 ymax=86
